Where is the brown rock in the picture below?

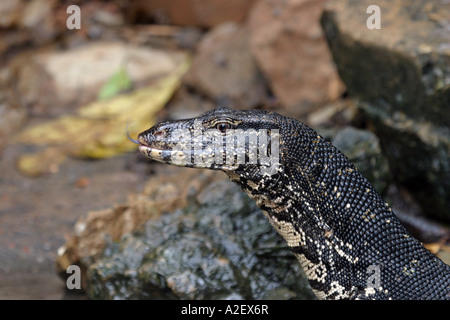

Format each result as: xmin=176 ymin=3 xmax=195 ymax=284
xmin=20 ymin=0 xmax=57 ymax=45
xmin=124 ymin=0 xmax=256 ymax=28
xmin=248 ymin=0 xmax=345 ymax=117
xmin=0 ymin=0 xmax=24 ymax=28
xmin=183 ymin=22 xmax=268 ymax=108
xmin=165 ymin=85 xmax=213 ymax=120
xmin=0 ymin=0 xmax=57 ymax=55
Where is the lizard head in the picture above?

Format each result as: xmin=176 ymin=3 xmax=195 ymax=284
xmin=135 ymin=107 xmax=284 ymax=181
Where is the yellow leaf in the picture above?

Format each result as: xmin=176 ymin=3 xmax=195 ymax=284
xmin=17 ymin=147 xmax=67 ymax=177
xmin=16 ymin=55 xmax=191 ymax=175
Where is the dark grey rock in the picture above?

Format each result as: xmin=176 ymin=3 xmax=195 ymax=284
xmin=87 ymin=179 xmax=315 ymax=300
xmin=321 ymin=0 xmax=450 ymax=221
xmin=332 ymin=126 xmax=391 ymax=194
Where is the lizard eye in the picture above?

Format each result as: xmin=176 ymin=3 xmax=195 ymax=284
xmin=216 ymin=122 xmax=232 ymax=133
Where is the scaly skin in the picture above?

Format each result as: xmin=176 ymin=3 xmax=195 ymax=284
xmin=136 ymin=107 xmax=450 ymax=300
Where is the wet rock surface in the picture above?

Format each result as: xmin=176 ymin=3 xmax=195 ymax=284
xmin=321 ymin=0 xmax=450 ymax=221
xmin=87 ymin=179 xmax=314 ymax=300
xmin=331 ymin=126 xmax=391 ymax=194
xmin=55 ymin=167 xmax=222 ymax=286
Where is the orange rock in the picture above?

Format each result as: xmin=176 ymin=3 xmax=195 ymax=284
xmin=248 ymin=0 xmax=345 ymax=117
xmin=183 ymin=22 xmax=268 ymax=108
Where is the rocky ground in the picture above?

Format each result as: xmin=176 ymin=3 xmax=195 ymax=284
xmin=0 ymin=143 xmax=151 ymax=298
xmin=0 ymin=0 xmax=449 ymax=299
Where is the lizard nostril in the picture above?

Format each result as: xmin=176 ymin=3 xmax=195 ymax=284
xmin=154 ymin=130 xmax=165 ymax=138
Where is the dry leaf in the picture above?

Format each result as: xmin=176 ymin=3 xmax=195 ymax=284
xmin=17 ymin=147 xmax=67 ymax=177
xmin=16 ymin=55 xmax=191 ymax=176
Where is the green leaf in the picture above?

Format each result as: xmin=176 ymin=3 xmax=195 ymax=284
xmin=98 ymin=68 xmax=132 ymax=101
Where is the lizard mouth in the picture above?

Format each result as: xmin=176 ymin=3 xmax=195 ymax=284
xmin=136 ymin=135 xmax=172 ymax=163
xmin=127 ymin=129 xmax=169 ymax=162
xmin=138 ymin=145 xmax=169 ymax=162
xmin=133 ymin=130 xmax=196 ymax=166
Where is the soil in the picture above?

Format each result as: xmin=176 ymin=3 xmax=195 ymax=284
xmin=0 ymin=139 xmax=151 ymax=299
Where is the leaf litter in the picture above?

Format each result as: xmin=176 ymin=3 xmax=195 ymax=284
xmin=16 ymin=55 xmax=191 ymax=177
